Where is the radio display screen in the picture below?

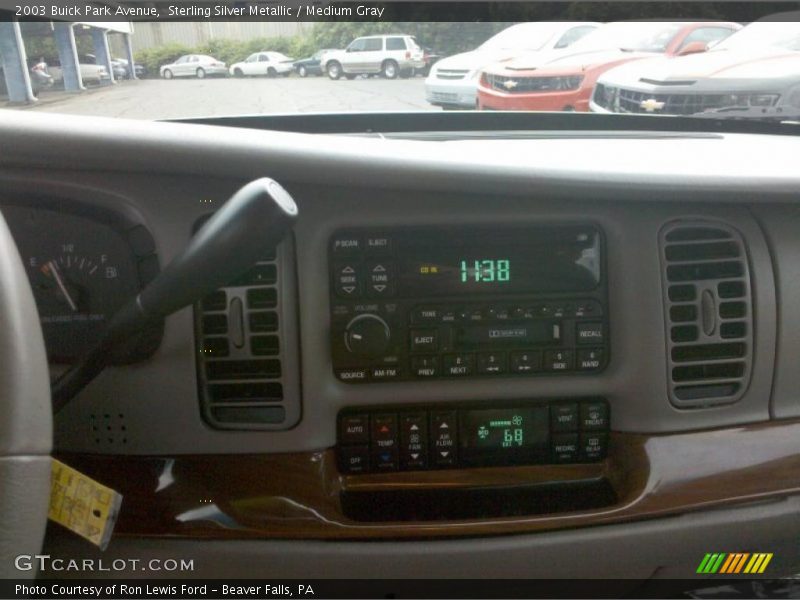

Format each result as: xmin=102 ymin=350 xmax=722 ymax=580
xmin=395 ymin=226 xmax=602 ymax=296
xmin=459 ymin=407 xmax=549 ymax=465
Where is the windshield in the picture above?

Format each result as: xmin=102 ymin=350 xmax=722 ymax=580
xmin=568 ymin=22 xmax=684 ymax=53
xmin=2 ymin=12 xmax=800 ymax=124
xmin=479 ymin=24 xmax=560 ymax=52
xmin=715 ymin=22 xmax=800 ymax=52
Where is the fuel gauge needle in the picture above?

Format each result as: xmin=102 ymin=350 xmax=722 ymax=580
xmin=47 ymin=260 xmax=78 ymax=312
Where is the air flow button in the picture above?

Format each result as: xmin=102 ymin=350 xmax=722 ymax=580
xmin=430 ymin=411 xmax=457 ymax=467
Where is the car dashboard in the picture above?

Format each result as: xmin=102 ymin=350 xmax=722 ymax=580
xmin=1 ymin=110 xmax=800 ymax=581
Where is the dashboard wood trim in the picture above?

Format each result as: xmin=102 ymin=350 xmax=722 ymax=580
xmin=55 ymin=418 xmax=800 ymax=540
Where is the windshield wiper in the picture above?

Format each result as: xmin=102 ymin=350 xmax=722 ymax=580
xmin=688 ymin=106 xmax=800 ymax=123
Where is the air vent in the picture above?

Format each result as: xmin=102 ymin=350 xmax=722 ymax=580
xmin=193 ymin=215 xmax=299 ymax=430
xmin=660 ymin=221 xmax=753 ymax=407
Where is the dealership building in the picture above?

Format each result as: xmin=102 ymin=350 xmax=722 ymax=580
xmin=0 ymin=20 xmax=135 ymax=103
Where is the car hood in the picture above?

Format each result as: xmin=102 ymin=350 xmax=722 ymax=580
xmin=499 ymin=48 xmax=656 ymax=73
xmin=600 ymin=48 xmax=800 ymax=84
xmin=435 ymin=49 xmax=545 ymax=72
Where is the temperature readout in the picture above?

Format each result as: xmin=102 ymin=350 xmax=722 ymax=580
xmin=459 ymin=407 xmax=549 ymax=466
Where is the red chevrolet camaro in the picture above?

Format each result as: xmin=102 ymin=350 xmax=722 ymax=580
xmin=477 ymin=21 xmax=742 ymax=112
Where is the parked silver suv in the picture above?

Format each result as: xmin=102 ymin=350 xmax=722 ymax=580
xmin=321 ymin=35 xmax=426 ymax=79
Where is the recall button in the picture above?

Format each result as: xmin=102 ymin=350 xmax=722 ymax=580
xmin=576 ymin=322 xmax=605 ymax=345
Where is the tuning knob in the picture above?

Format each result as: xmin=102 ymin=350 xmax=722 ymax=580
xmin=344 ymin=314 xmax=391 ymax=359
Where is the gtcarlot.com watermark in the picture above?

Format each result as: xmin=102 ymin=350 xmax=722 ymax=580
xmin=15 ymin=554 xmax=195 ymax=573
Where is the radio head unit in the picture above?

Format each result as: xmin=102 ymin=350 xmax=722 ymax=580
xmin=329 ymin=224 xmax=608 ymax=383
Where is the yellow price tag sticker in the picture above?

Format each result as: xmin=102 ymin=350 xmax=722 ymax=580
xmin=48 ymin=459 xmax=122 ymax=550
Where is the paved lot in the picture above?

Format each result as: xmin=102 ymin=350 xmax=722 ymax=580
xmin=25 ymin=76 xmax=439 ymax=119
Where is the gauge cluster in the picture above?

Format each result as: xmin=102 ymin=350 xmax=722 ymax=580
xmin=1 ymin=201 xmax=162 ymax=365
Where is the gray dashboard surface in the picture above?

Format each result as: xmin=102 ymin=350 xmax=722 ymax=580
xmin=0 ymin=110 xmax=797 ymax=455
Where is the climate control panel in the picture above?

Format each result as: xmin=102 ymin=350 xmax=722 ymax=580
xmin=337 ymin=399 xmax=610 ymax=474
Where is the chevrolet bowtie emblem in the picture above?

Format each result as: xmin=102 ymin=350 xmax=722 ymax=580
xmin=640 ymin=98 xmax=665 ymax=112
xmin=503 ymin=79 xmax=519 ymax=90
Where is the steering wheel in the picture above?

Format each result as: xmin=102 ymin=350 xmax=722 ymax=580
xmin=0 ymin=211 xmax=52 ymax=578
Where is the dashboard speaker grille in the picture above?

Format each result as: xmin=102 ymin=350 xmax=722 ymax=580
xmin=660 ymin=221 xmax=753 ymax=407
xmin=192 ymin=214 xmax=297 ymax=430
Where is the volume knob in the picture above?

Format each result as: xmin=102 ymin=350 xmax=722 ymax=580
xmin=344 ymin=314 xmax=391 ymax=359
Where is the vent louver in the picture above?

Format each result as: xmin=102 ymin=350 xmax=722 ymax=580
xmin=660 ymin=221 xmax=753 ymax=407
xmin=193 ymin=215 xmax=298 ymax=430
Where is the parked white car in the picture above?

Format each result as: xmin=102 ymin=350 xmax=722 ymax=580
xmin=45 ymin=54 xmax=111 ymax=86
xmin=160 ymin=55 xmax=227 ymax=79
xmin=229 ymin=52 xmax=294 ymax=78
xmin=425 ymin=22 xmax=600 ymax=109
xmin=321 ymin=35 xmax=425 ymax=80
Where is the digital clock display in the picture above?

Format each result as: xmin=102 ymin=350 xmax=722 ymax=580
xmin=460 ymin=259 xmax=510 ymax=284
xmin=459 ymin=407 xmax=549 ymax=466
xmin=396 ymin=226 xmax=601 ymax=297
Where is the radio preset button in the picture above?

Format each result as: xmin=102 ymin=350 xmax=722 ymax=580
xmin=334 ymin=263 xmax=362 ymax=297
xmin=410 ymin=329 xmax=438 ymax=352
xmin=411 ymin=355 xmax=439 ymax=378
xmin=544 ymin=349 xmax=574 ymax=371
xmin=577 ymin=322 xmax=605 ymax=345
xmin=430 ymin=411 xmax=458 ymax=467
xmin=578 ymin=348 xmax=604 ymax=371
xmin=550 ymin=403 xmax=578 ymax=432
xmin=443 ymin=353 xmax=474 ymax=376
xmin=477 ymin=352 xmax=507 ymax=375
xmin=510 ymin=350 xmax=541 ymax=374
